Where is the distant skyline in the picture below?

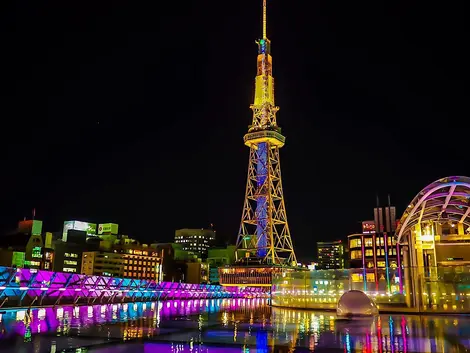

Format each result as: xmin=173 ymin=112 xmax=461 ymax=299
xmin=1 ymin=0 xmax=465 ymax=260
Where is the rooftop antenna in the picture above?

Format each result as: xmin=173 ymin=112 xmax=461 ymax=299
xmin=262 ymin=0 xmax=267 ymax=39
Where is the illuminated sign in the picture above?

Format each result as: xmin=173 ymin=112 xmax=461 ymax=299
xmin=63 ymin=221 xmax=97 ymax=241
xmin=32 ymin=220 xmax=43 ymax=236
xmin=64 ymin=253 xmax=78 ymax=258
xmin=24 ymin=260 xmax=41 ymax=267
xmin=18 ymin=220 xmax=43 ymax=235
xmin=362 ymin=221 xmax=376 ymax=234
xmin=98 ymin=223 xmax=119 ymax=235
xmin=32 ymin=246 xmax=42 ymax=258
xmin=11 ymin=252 xmax=25 ymax=268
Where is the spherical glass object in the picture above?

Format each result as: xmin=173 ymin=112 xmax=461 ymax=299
xmin=336 ymin=290 xmax=378 ymax=317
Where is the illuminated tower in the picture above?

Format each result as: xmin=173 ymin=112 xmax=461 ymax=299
xmin=235 ymin=0 xmax=297 ymax=266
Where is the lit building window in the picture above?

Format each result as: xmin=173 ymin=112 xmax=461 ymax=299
xmin=65 ymin=253 xmax=78 ymax=258
xmin=350 ymin=250 xmax=362 ymax=260
xmin=349 ymin=239 xmax=362 ymax=248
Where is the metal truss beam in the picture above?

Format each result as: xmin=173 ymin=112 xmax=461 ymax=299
xmin=236 ymin=143 xmax=297 ymax=265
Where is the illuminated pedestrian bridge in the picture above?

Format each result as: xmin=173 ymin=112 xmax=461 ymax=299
xmin=0 ymin=266 xmax=268 ymax=308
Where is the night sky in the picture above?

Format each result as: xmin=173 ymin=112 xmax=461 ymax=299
xmin=1 ymin=1 xmax=465 ymax=260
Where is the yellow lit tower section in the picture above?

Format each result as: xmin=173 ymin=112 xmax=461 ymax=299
xmin=235 ymin=0 xmax=297 ymax=266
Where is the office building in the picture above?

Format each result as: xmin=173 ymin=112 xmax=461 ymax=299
xmin=174 ymin=228 xmax=215 ymax=257
xmin=316 ymin=240 xmax=344 ymax=270
xmin=53 ymin=240 xmax=96 ymax=273
xmin=348 ymin=207 xmax=401 ymax=270
xmin=82 ymin=245 xmax=161 ymax=281
xmin=0 ymin=219 xmax=54 ymax=270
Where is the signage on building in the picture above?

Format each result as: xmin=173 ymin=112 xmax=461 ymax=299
xmin=18 ymin=220 xmax=43 ymax=235
xmin=98 ymin=223 xmax=119 ymax=235
xmin=11 ymin=252 xmax=25 ymax=268
xmin=362 ymin=221 xmax=376 ymax=234
xmin=32 ymin=220 xmax=43 ymax=236
xmin=32 ymin=246 xmax=42 ymax=258
xmin=62 ymin=220 xmax=97 ymax=241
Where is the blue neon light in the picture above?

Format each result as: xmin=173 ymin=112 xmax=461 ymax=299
xmin=256 ymin=142 xmax=268 ymax=258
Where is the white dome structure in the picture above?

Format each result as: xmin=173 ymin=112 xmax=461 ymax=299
xmin=336 ymin=290 xmax=378 ymax=317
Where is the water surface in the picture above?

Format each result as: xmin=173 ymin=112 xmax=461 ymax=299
xmin=0 ymin=298 xmax=469 ymax=353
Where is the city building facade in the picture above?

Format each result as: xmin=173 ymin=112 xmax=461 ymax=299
xmin=316 ymin=240 xmax=344 ymax=270
xmin=82 ymin=243 xmax=161 ymax=280
xmin=348 ymin=207 xmax=401 ymax=270
xmin=186 ymin=262 xmax=209 ymax=284
xmin=174 ymin=228 xmax=215 ymax=258
xmin=0 ymin=220 xmax=55 ymax=270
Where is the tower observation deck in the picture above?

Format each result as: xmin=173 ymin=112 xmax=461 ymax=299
xmin=220 ymin=0 xmax=298 ymax=287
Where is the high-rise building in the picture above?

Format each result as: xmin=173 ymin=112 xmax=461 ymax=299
xmin=316 ymin=241 xmax=344 ymax=270
xmin=174 ymin=228 xmax=215 ymax=258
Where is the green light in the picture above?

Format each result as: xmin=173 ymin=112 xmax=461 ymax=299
xmin=260 ymin=39 xmax=265 ymax=45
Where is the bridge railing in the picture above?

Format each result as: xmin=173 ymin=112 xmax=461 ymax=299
xmin=0 ymin=266 xmax=268 ymax=308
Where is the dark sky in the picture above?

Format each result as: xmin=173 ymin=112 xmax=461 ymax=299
xmin=1 ymin=0 xmax=465 ymax=260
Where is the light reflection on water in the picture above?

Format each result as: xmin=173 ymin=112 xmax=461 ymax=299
xmin=0 ymin=298 xmax=469 ymax=353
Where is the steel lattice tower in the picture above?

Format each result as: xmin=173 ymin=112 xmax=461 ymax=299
xmin=235 ymin=0 xmax=297 ymax=266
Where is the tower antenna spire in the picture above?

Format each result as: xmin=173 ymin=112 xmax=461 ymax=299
xmin=262 ymin=0 xmax=267 ymax=39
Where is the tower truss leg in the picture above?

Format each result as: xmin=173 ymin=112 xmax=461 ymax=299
xmin=236 ymin=143 xmax=296 ymax=265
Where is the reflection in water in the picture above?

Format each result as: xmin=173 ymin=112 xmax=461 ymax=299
xmin=0 ymin=298 xmax=469 ymax=352
xmin=0 ymin=299 xmax=267 ymax=340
